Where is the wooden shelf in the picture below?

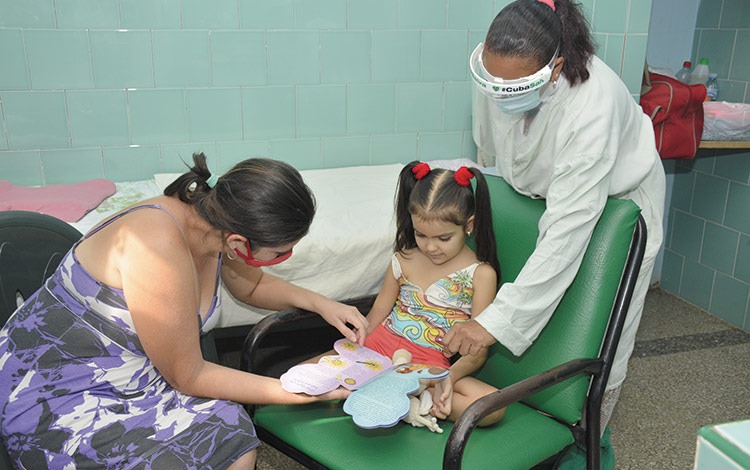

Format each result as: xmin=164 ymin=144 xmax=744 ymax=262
xmin=699 ymin=140 xmax=750 ymax=149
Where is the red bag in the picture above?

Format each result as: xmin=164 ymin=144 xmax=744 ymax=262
xmin=640 ymin=71 xmax=706 ymax=160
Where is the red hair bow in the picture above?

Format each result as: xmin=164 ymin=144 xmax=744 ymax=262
xmin=412 ymin=162 xmax=431 ymax=180
xmin=454 ymin=166 xmax=474 ymax=187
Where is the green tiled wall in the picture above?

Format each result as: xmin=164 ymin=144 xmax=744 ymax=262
xmin=1 ymin=0 xmax=652 ymax=184
xmin=660 ymin=0 xmax=750 ymax=331
xmin=693 ymin=0 xmax=750 ymax=103
xmin=661 ymin=151 xmax=750 ymax=331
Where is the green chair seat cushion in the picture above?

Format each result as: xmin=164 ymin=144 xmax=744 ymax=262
xmin=254 ymin=401 xmax=574 ymax=470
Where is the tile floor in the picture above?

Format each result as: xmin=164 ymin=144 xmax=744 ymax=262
xmin=609 ymin=288 xmax=749 ymax=470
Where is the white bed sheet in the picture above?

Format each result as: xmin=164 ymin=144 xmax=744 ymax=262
xmin=70 ymin=179 xmax=163 ymax=235
xmin=66 ymin=159 xmax=479 ymax=329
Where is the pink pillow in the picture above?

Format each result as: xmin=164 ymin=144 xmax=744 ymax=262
xmin=0 ymin=179 xmax=117 ymax=222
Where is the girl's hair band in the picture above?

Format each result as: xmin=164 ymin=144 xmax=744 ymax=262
xmin=454 ymin=166 xmax=475 ymax=187
xmin=412 ymin=162 xmax=431 ymax=180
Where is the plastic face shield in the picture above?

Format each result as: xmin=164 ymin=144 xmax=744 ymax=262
xmin=469 ymin=43 xmax=557 ymax=100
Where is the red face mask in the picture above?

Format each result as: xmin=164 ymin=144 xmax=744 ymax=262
xmin=233 ymin=239 xmax=293 ymax=267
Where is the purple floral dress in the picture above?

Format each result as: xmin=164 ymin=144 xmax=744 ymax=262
xmin=0 ymin=206 xmax=259 ymax=469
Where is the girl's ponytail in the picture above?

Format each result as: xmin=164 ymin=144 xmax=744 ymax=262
xmin=470 ymin=168 xmax=501 ymax=279
xmin=394 ymin=161 xmax=422 ymax=253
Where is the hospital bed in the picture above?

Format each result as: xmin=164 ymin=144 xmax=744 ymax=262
xmin=59 ymin=158 xmax=480 ymax=332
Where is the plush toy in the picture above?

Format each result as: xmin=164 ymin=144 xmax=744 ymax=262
xmin=392 ymin=349 xmax=444 ymax=434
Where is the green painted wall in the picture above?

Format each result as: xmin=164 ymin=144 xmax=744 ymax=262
xmin=0 ymin=0 xmax=653 ymax=184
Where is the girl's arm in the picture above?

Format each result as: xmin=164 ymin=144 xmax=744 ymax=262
xmin=363 ymin=262 xmax=400 ymax=334
xmin=221 ymin=256 xmax=368 ymax=344
xmin=121 ymin=213 xmax=347 ymax=405
xmin=431 ymin=263 xmax=498 ymax=416
xmin=446 ymin=263 xmax=498 ymax=382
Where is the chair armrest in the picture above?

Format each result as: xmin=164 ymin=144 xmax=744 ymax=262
xmin=240 ymin=308 xmax=327 ymax=375
xmin=444 ymin=357 xmax=603 ymax=470
xmin=240 ymin=295 xmax=376 ymax=376
xmin=239 ymin=296 xmax=376 ymax=417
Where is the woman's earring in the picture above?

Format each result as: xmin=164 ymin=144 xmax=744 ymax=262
xmin=466 ymin=231 xmax=472 ymax=237
xmin=225 ymin=250 xmax=237 ymax=261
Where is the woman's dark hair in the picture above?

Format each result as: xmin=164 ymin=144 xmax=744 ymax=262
xmin=164 ymin=152 xmax=315 ymax=248
xmin=484 ymin=0 xmax=596 ymax=85
xmin=394 ymin=161 xmax=500 ymax=276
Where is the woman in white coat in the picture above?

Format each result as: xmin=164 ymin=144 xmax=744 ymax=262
xmin=442 ymin=0 xmax=665 ymax=430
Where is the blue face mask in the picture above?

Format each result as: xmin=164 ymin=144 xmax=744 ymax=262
xmin=493 ymin=90 xmax=542 ymax=115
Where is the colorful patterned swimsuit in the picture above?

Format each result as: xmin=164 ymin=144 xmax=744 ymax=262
xmin=365 ymin=254 xmax=479 ymax=368
xmin=0 ymin=205 xmax=258 ymax=469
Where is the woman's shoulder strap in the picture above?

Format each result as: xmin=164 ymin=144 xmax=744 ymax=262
xmin=83 ymin=204 xmax=175 ymax=240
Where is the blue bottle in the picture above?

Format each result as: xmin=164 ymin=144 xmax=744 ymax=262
xmin=706 ymin=73 xmax=719 ymax=101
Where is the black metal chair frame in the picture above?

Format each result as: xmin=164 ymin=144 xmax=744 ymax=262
xmin=239 ymin=216 xmax=646 ymax=470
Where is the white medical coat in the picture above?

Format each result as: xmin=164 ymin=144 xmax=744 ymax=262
xmin=473 ymin=55 xmax=666 ymax=390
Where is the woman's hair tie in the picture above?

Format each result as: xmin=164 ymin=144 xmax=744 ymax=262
xmin=454 ymin=166 xmax=474 ymax=187
xmin=537 ymin=0 xmax=556 ymax=11
xmin=205 ymin=173 xmax=219 ymax=188
xmin=412 ymin=162 xmax=431 ymax=180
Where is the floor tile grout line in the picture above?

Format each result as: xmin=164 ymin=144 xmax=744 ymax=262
xmin=632 ymin=328 xmax=750 ymax=358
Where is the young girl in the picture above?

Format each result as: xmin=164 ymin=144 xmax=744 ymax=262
xmin=363 ymin=160 xmax=505 ymax=426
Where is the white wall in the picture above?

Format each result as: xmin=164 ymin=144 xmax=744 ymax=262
xmin=646 ymin=0 xmax=701 ymax=74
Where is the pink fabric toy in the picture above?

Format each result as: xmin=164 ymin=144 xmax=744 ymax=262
xmin=0 ymin=179 xmax=116 ymax=222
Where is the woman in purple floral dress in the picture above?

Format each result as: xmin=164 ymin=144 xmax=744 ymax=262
xmin=0 ymin=153 xmax=368 ymax=469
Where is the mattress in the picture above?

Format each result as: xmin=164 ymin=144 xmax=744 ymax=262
xmin=65 ymin=159 xmax=478 ymax=329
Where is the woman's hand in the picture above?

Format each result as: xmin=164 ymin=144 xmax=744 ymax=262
xmin=314 ymin=387 xmax=351 ymax=402
xmin=429 ymin=376 xmax=453 ymax=420
xmin=318 ymin=302 xmax=369 ymax=345
xmin=442 ymin=320 xmax=495 ymax=357
xmin=222 ymin=266 xmax=369 ymax=344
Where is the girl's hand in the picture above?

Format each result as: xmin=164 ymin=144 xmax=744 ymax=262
xmin=318 ymin=302 xmax=369 ymax=344
xmin=429 ymin=377 xmax=453 ymax=419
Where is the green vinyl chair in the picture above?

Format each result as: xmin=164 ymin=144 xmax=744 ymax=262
xmin=240 ymin=175 xmax=646 ymax=470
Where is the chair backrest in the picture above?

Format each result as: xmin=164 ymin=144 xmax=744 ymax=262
xmin=0 ymin=210 xmax=83 ymax=325
xmin=473 ymin=176 xmax=640 ymax=425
